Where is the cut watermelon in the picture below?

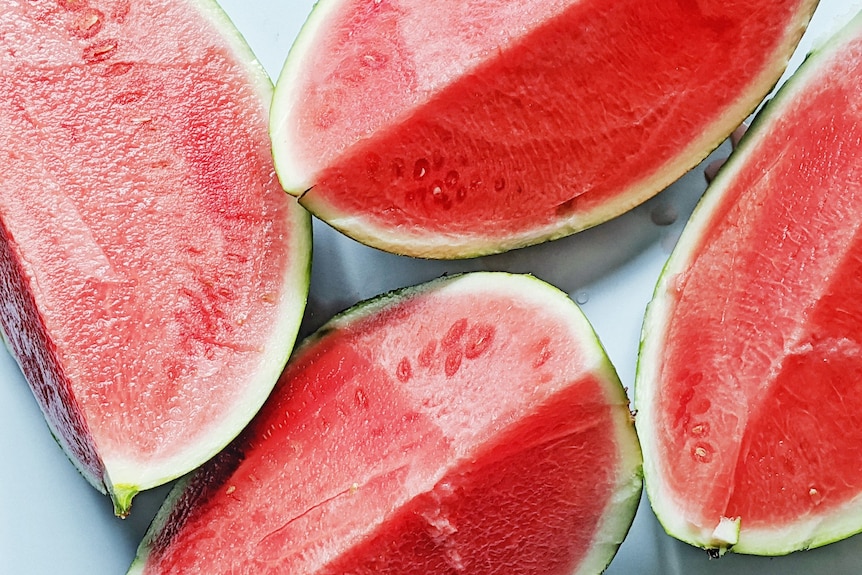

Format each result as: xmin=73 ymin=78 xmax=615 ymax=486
xmin=270 ymin=0 xmax=818 ymax=258
xmin=128 ymin=272 xmax=642 ymax=575
xmin=0 ymin=0 xmax=311 ymax=516
xmin=636 ymin=9 xmax=862 ymax=555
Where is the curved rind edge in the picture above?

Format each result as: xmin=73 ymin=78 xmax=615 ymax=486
xmin=100 ymin=0 xmax=313 ymax=513
xmin=268 ymin=0 xmax=819 ymax=259
xmin=634 ymin=7 xmax=862 ymax=555
xmin=127 ymin=271 xmax=641 ymax=573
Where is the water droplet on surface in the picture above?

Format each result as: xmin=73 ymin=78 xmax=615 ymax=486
xmin=396 ymin=357 xmax=412 ymax=382
xmin=413 ymin=158 xmax=430 ymax=180
xmin=575 ymin=291 xmax=589 ymax=305
xmin=650 ymin=203 xmax=678 ymax=226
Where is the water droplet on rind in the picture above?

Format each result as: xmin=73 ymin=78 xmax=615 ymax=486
xmin=650 ymin=203 xmax=679 ymax=226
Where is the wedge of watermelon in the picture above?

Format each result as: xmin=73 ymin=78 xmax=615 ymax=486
xmin=636 ymin=9 xmax=862 ymax=555
xmin=270 ymin=0 xmax=818 ymax=258
xmin=0 ymin=0 xmax=310 ymax=516
xmin=127 ymin=272 xmax=642 ymax=575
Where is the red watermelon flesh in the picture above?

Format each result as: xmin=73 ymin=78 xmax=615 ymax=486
xmin=271 ymin=0 xmax=818 ymax=258
xmin=636 ymin=10 xmax=862 ymax=554
xmin=0 ymin=0 xmax=310 ymax=515
xmin=129 ymin=273 xmax=643 ymax=575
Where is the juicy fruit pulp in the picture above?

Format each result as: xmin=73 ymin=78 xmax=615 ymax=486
xmin=271 ymin=0 xmax=818 ymax=258
xmin=129 ymin=273 xmax=643 ymax=575
xmin=0 ymin=0 xmax=310 ymax=515
xmin=636 ymin=10 xmax=862 ymax=555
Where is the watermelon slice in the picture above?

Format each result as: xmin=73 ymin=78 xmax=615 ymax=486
xmin=0 ymin=0 xmax=311 ymax=516
xmin=269 ymin=0 xmax=818 ymax=259
xmin=636 ymin=9 xmax=862 ymax=555
xmin=127 ymin=272 xmax=643 ymax=574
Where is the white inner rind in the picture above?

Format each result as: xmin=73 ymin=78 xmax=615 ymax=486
xmin=635 ymin=9 xmax=862 ymax=555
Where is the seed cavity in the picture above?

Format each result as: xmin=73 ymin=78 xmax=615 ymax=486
xmin=71 ymin=8 xmax=104 ymax=39
xmin=418 ymin=339 xmax=437 ymax=368
xmin=464 ymin=323 xmax=495 ymax=359
xmin=354 ymin=388 xmax=369 ymax=409
xmin=689 ymin=422 xmax=709 ymax=437
xmin=413 ymin=158 xmax=430 ymax=180
xmin=83 ymin=38 xmax=118 ymax=63
xmin=444 ymin=349 xmax=463 ymax=377
xmin=692 ymin=442 xmax=714 ymax=463
xmin=391 ymin=157 xmax=405 ymax=179
xmin=396 ymin=356 xmax=412 ymax=382
xmin=443 ymin=318 xmax=468 ymax=349
xmin=531 ymin=336 xmax=552 ymax=368
xmin=494 ymin=177 xmax=506 ymax=191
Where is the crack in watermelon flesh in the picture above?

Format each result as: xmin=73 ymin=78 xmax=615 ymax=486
xmin=639 ymin=11 xmax=862 ymax=553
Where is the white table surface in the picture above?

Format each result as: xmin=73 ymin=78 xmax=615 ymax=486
xmin=2 ymin=1 xmax=861 ymax=573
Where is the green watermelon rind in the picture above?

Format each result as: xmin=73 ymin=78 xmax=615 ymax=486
xmin=635 ymin=9 xmax=862 ymax=556
xmin=127 ymin=272 xmax=642 ymax=574
xmin=269 ymin=0 xmax=818 ymax=259
xmin=90 ymin=0 xmax=313 ymax=515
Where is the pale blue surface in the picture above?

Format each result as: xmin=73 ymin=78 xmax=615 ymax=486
xmin=1 ymin=1 xmax=861 ymax=573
